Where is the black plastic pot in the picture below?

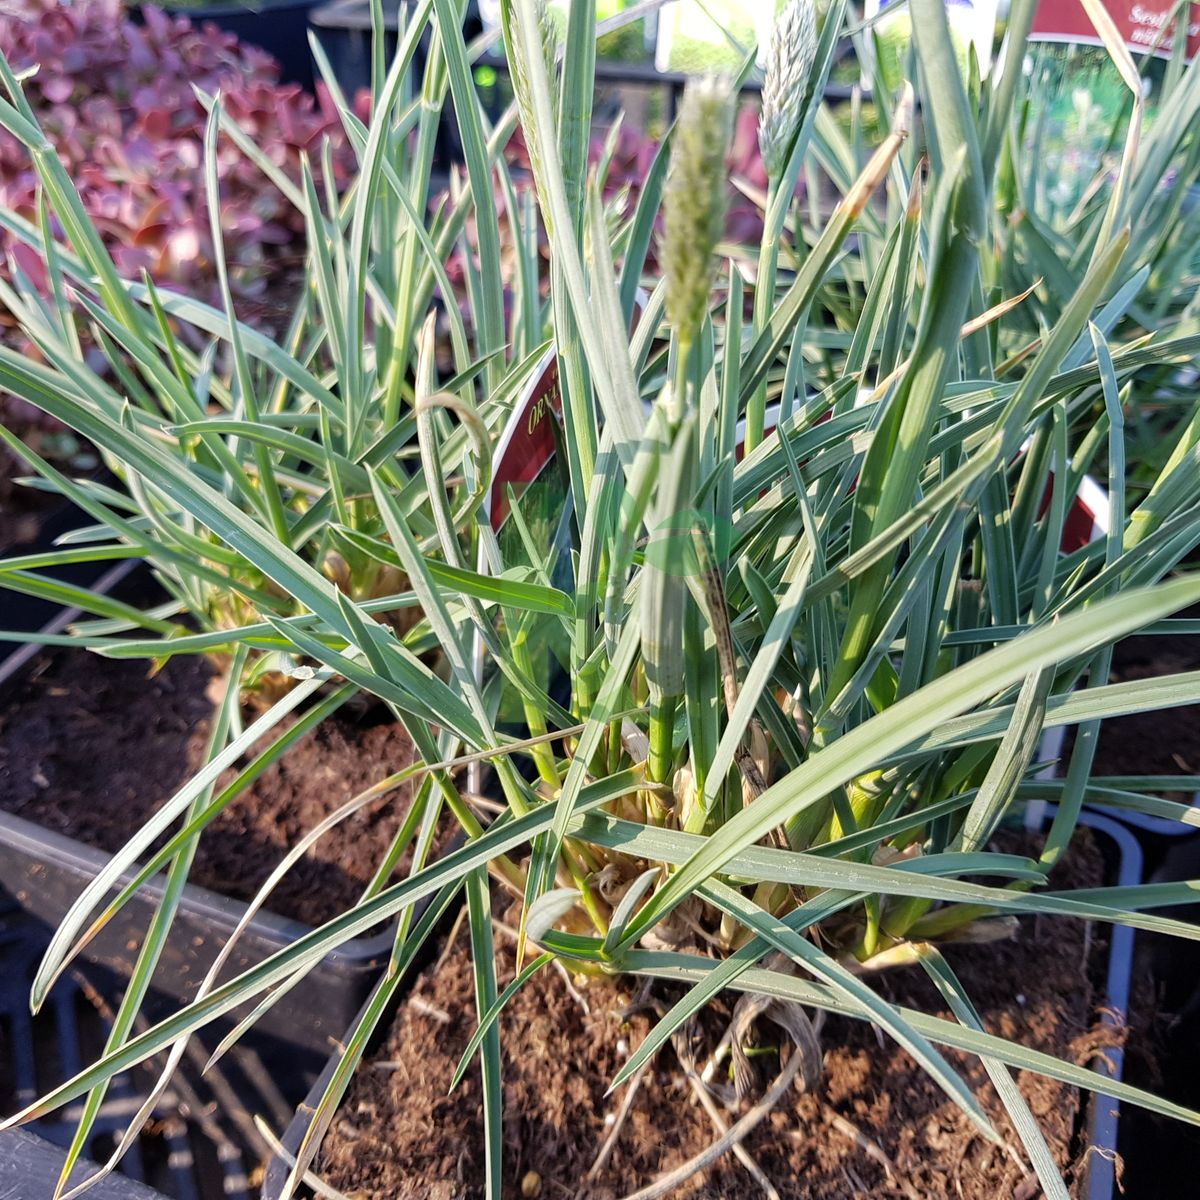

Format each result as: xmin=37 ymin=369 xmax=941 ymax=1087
xmin=1039 ymin=722 xmax=1200 ymax=846
xmin=147 ymin=1 xmax=322 ymax=89
xmin=308 ymin=0 xmax=401 ymax=98
xmin=1 ymin=461 xmax=142 ymax=698
xmin=0 ymin=568 xmax=401 ymax=1062
xmin=1111 ymin=815 xmax=1200 ymax=1197
xmin=260 ymin=809 xmax=1138 ymax=1200
xmin=309 ymin=0 xmax=490 ymax=100
xmin=309 ymin=0 xmax=484 ymax=97
xmin=0 ymin=905 xmax=252 ymax=1200
xmin=0 ymin=1130 xmax=170 ymax=1200
xmin=309 ymin=0 xmax=484 ymax=175
xmin=1074 ymin=810 xmax=1140 ymax=1200
xmin=258 ymin=876 xmax=456 ymax=1198
xmin=0 ymin=808 xmax=397 ymax=1058
xmin=258 ymin=983 xmax=378 ymax=1196
xmin=0 ymin=514 xmax=451 ymax=1194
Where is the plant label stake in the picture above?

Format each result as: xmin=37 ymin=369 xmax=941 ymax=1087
xmin=485 ymin=346 xmax=567 ymax=537
xmin=1025 ymin=0 xmax=1199 ymax=213
xmin=1031 ymin=0 xmax=1200 ymax=60
xmin=1030 ymin=465 xmax=1110 ymax=827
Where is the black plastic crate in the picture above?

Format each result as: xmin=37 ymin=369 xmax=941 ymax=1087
xmin=0 ymin=906 xmax=250 ymax=1200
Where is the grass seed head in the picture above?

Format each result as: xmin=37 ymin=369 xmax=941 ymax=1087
xmin=758 ymin=0 xmax=818 ymax=179
xmin=662 ymin=74 xmax=735 ymax=345
xmin=507 ymin=0 xmax=558 ymax=227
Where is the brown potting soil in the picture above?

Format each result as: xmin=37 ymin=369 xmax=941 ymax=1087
xmin=320 ymin=833 xmax=1110 ymax=1200
xmin=0 ymin=642 xmax=426 ymax=928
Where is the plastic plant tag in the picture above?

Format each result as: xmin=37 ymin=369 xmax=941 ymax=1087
xmin=1024 ymin=1 xmax=1199 ymax=215
xmin=1030 ymin=0 xmax=1200 ymax=60
xmin=470 ymin=344 xmax=573 ymax=755
xmin=1057 ymin=470 xmax=1110 ymax=551
xmin=470 ymin=292 xmax=651 ymax=777
xmin=1032 ymin=456 xmax=1110 ymax=828
xmin=486 ymin=345 xmax=568 ymax=538
xmin=471 ymin=342 xmax=1109 ymax=800
xmin=750 ymin=400 xmax=1108 ymax=553
xmin=742 ymin=412 xmax=1108 ymax=835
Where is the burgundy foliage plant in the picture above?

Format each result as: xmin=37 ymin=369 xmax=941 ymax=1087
xmin=0 ymin=0 xmax=354 ymax=323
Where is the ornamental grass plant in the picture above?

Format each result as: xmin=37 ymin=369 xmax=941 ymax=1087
xmin=3 ymin=1 xmax=1200 ymax=1197
xmin=0 ymin=0 xmax=554 ymax=688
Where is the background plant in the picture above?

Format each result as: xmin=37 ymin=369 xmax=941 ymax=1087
xmin=0 ymin=0 xmax=363 ymax=493
xmin=3 ymin=3 xmax=1200 ymax=1200
xmin=0 ymin=0 xmax=360 ymax=324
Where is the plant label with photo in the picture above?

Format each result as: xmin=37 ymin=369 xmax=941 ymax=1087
xmin=1030 ymin=0 xmax=1200 ymax=61
xmin=486 ymin=345 xmax=566 ymax=538
xmin=1025 ymin=1 xmax=1199 ymax=211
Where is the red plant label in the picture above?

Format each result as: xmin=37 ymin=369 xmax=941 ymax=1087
xmin=488 ymin=347 xmax=564 ymax=533
xmin=1031 ymin=0 xmax=1200 ymax=61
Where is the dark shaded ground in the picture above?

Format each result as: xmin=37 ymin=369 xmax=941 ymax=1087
xmin=1087 ymin=621 xmax=1200 ymax=1200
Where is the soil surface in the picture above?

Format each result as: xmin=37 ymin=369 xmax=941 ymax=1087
xmin=0 ymin=642 xmax=427 ymax=928
xmin=320 ymin=833 xmax=1108 ymax=1200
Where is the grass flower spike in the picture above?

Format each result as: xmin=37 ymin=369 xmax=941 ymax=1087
xmin=662 ymin=73 xmax=734 ymax=351
xmin=747 ymin=0 xmax=821 ymax=453
xmin=759 ymin=0 xmax=818 ymax=179
xmin=501 ymin=0 xmax=558 ymax=227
